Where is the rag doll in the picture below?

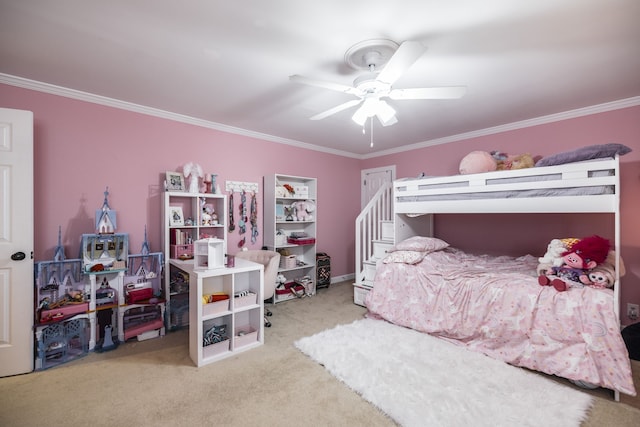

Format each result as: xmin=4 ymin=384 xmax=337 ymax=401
xmin=538 ymin=235 xmax=610 ymax=292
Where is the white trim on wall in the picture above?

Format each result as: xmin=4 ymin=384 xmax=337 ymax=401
xmin=2 ymin=73 xmax=638 ymax=161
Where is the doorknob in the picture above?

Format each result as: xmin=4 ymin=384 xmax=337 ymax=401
xmin=11 ymin=252 xmax=26 ymax=261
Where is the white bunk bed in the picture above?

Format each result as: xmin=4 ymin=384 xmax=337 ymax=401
xmin=365 ymin=155 xmax=635 ymax=397
xmin=393 ymin=156 xmax=621 ymax=312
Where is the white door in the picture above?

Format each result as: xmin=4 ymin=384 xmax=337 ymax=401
xmin=361 ymin=166 xmax=395 ymax=209
xmin=0 ymin=108 xmax=34 ymax=377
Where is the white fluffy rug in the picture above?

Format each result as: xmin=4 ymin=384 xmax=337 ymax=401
xmin=295 ymin=318 xmax=593 ymax=427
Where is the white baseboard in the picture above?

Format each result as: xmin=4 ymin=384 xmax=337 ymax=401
xmin=331 ymin=273 xmax=355 ymax=284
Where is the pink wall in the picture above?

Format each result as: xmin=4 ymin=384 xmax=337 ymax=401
xmin=2 ymin=82 xmax=639 ymax=323
xmin=0 ymin=83 xmax=361 ymax=279
xmin=364 ymin=106 xmax=640 ymax=324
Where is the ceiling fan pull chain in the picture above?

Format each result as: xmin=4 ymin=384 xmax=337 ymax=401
xmin=370 ymin=118 xmax=374 ymax=148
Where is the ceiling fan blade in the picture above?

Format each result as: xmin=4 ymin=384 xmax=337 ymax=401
xmin=389 ymin=86 xmax=467 ymax=100
xmin=310 ymin=99 xmax=363 ymax=120
xmin=289 ymin=75 xmax=362 ymax=96
xmin=376 ymin=41 xmax=426 ymax=85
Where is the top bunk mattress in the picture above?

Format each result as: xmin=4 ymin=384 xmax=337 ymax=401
xmin=394 ymin=157 xmax=619 ymax=214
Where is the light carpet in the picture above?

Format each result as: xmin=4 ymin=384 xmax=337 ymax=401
xmin=295 ymin=317 xmax=593 ymax=427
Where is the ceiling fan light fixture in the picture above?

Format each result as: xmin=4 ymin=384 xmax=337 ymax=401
xmin=376 ymin=100 xmax=396 ymax=123
xmin=351 ymin=98 xmax=397 ymax=127
xmin=351 ymin=104 xmax=369 ymax=126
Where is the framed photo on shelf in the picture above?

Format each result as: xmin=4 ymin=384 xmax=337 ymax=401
xmin=169 ymin=206 xmax=185 ymax=226
xmin=275 ymin=203 xmax=285 ymax=221
xmin=166 ymin=171 xmax=185 ymax=192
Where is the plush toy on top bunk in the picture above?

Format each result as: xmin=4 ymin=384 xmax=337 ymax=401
xmin=537 ymin=235 xmax=611 ymax=292
xmin=458 ymin=150 xmax=536 ymax=175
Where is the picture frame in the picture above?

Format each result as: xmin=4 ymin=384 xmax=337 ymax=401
xmin=166 ymin=171 xmax=185 ymax=192
xmin=275 ymin=203 xmax=285 ymax=221
xmin=169 ymin=206 xmax=185 ymax=226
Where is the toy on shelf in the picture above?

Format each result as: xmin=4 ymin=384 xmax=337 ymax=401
xmin=96 ymin=187 xmax=117 ymax=234
xmin=35 ymin=227 xmax=86 ymax=324
xmin=183 ymin=162 xmax=203 ymax=194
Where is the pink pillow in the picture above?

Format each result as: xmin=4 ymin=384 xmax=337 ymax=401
xmin=389 ymin=236 xmax=449 ymax=253
xmin=383 ymin=251 xmax=428 ymax=265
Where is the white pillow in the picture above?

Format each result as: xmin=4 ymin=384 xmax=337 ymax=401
xmin=389 ymin=236 xmax=449 ymax=253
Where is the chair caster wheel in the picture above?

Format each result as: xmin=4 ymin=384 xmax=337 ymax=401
xmin=265 ymin=321 xmax=272 ymax=328
xmin=266 ymin=312 xmax=273 ymax=317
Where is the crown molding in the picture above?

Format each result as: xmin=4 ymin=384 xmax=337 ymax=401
xmin=0 ymin=73 xmax=361 ymax=159
xmin=2 ymin=73 xmax=636 ymax=161
xmin=363 ymin=96 xmax=640 ymax=159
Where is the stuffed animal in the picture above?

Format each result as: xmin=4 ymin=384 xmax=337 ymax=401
xmin=538 ymin=235 xmax=610 ymax=292
xmin=201 ymin=203 xmax=216 ymax=225
xmin=291 ymin=200 xmax=315 ymax=221
xmin=583 ymin=250 xmax=625 ymax=289
xmin=459 ymin=151 xmax=497 ymax=175
xmin=276 ymin=274 xmax=287 ymax=286
xmin=498 ymin=153 xmax=535 ymax=170
xmin=491 ymin=151 xmax=535 ymax=171
xmin=536 ymin=237 xmax=580 ymax=276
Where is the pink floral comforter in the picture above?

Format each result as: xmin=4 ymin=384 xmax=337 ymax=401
xmin=365 ymin=248 xmax=636 ymax=395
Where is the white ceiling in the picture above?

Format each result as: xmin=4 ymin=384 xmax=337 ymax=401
xmin=1 ymin=0 xmax=639 ymax=158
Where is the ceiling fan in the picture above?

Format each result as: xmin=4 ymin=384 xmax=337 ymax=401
xmin=290 ymin=39 xmax=466 ymax=127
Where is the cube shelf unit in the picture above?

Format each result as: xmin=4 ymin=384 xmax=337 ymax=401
xmin=185 ymin=258 xmax=264 ymax=367
xmin=263 ymin=174 xmax=317 ymax=303
xmin=162 ymin=191 xmax=227 ymax=330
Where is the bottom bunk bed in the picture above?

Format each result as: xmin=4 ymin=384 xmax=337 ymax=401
xmin=365 ymin=238 xmax=636 ymax=396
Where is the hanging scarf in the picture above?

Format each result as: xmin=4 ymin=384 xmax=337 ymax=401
xmin=238 ymin=190 xmax=247 ymax=235
xmin=250 ymin=192 xmax=258 ymax=244
xmin=228 ymin=192 xmax=235 ymax=232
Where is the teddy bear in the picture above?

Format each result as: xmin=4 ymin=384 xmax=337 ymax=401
xmin=290 ymin=200 xmax=315 ymax=221
xmin=538 ymin=235 xmax=610 ymax=292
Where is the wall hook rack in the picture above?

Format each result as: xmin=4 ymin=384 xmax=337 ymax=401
xmin=225 ymin=180 xmax=259 ymax=194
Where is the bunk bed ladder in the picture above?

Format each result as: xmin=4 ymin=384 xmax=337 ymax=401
xmin=354 ymin=182 xmax=393 ymax=303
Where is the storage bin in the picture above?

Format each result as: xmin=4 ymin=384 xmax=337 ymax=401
xmin=203 ymin=338 xmax=230 ymax=359
xmin=233 ymin=292 xmax=257 ymax=309
xmin=275 ymin=281 xmax=305 ymax=295
xmin=316 ymin=252 xmax=331 ymax=288
xmin=171 ymin=244 xmax=193 ymax=259
xmin=293 ymin=185 xmax=309 ymax=197
xmin=203 ymin=299 xmax=230 ymax=317
xmin=234 ymin=327 xmax=258 ymax=348
xmin=275 ymin=233 xmax=287 ymax=246
xmin=280 ymin=254 xmax=297 ymax=269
